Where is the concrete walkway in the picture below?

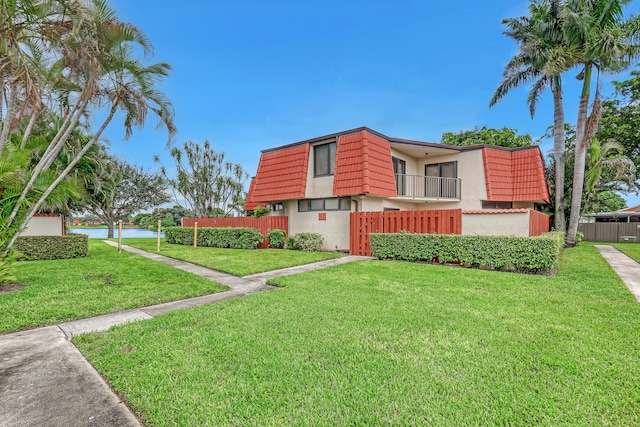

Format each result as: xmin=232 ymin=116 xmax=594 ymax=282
xmin=0 ymin=243 xmax=373 ymax=427
xmin=595 ymin=244 xmax=640 ymax=302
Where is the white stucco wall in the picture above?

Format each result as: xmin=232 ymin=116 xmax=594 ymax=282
xmin=287 ymin=202 xmax=352 ymax=251
xmin=462 ymin=212 xmax=530 ymax=237
xmin=21 ymin=215 xmax=64 ymax=236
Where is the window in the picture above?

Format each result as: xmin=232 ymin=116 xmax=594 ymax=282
xmin=424 ymin=161 xmax=458 ymax=198
xmin=392 ymin=157 xmax=406 ymax=196
xmin=271 ymin=202 xmax=284 ymax=211
xmin=298 ymin=197 xmax=351 ymax=212
xmin=314 ymin=142 xmax=336 ymax=177
xmin=482 ymin=201 xmax=513 ymax=209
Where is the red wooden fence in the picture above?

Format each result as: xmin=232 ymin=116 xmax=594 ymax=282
xmin=350 ymin=209 xmax=462 ymax=256
xmin=182 ymin=216 xmax=288 ymax=249
xmin=528 ymin=210 xmax=550 ymax=237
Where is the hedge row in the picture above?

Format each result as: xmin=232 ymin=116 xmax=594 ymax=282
xmin=14 ymin=234 xmax=89 ymax=261
xmin=165 ymin=227 xmax=264 ymax=249
xmin=370 ymin=231 xmax=565 ymax=273
xmin=287 ymin=233 xmax=323 ymax=252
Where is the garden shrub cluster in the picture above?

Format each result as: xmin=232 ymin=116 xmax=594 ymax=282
xmin=165 ymin=227 xmax=264 ymax=249
xmin=14 ymin=234 xmax=89 ymax=261
xmin=370 ymin=231 xmax=565 ymax=273
xmin=287 ymin=233 xmax=323 ymax=252
xmin=267 ymin=229 xmax=286 ymax=249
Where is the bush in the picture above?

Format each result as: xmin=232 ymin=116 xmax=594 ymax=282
xmin=370 ymin=231 xmax=565 ymax=273
xmin=165 ymin=227 xmax=264 ymax=249
xmin=267 ymin=229 xmax=286 ymax=249
xmin=14 ymin=234 xmax=89 ymax=261
xmin=287 ymin=233 xmax=323 ymax=252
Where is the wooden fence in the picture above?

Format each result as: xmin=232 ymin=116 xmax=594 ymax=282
xmin=350 ymin=209 xmax=462 ymax=256
xmin=182 ymin=216 xmax=288 ymax=249
xmin=529 ymin=210 xmax=550 ymax=237
xmin=579 ymin=222 xmax=640 ymax=243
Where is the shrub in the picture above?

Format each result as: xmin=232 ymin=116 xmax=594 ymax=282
xmin=267 ymin=229 xmax=286 ymax=249
xmin=165 ymin=227 xmax=264 ymax=249
xmin=287 ymin=233 xmax=323 ymax=252
xmin=14 ymin=234 xmax=89 ymax=261
xmin=370 ymin=231 xmax=565 ymax=273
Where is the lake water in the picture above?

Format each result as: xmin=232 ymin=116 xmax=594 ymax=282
xmin=71 ymin=228 xmax=164 ymax=239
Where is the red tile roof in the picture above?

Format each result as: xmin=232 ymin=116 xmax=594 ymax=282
xmin=482 ymin=147 xmax=549 ymax=203
xmin=333 ymin=130 xmax=397 ymax=197
xmin=620 ymin=205 xmax=640 ymax=213
xmin=245 ymin=144 xmax=309 ymax=209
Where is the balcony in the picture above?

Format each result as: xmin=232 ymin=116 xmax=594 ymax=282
xmin=394 ymin=174 xmax=461 ymax=201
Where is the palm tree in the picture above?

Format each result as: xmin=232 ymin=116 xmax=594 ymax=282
xmin=3 ymin=0 xmax=175 ymax=252
xmin=490 ymin=0 xmax=578 ymax=231
xmin=565 ymin=0 xmax=640 ymax=246
xmin=585 ymin=138 xmax=636 ymax=197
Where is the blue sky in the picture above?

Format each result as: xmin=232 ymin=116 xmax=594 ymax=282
xmin=105 ymin=0 xmax=640 ymax=207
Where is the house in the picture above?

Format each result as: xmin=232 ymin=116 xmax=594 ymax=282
xmin=582 ymin=205 xmax=640 ymax=223
xmin=246 ymin=127 xmax=549 ymax=251
xmin=20 ymin=213 xmax=66 ymax=236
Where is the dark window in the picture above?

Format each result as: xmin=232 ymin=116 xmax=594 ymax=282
xmin=314 ymin=142 xmax=337 ymax=177
xmin=271 ymin=203 xmax=284 ymax=211
xmin=392 ymin=157 xmax=406 ymax=196
xmin=482 ymin=201 xmax=513 ymax=209
xmin=424 ymin=161 xmax=458 ymax=198
xmin=298 ymin=197 xmax=351 ymax=212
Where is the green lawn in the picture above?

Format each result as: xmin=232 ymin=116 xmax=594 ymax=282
xmin=120 ymin=238 xmax=342 ymax=276
xmin=75 ymin=245 xmax=640 ymax=426
xmin=0 ymin=241 xmax=226 ymax=334
xmin=610 ymin=242 xmax=640 ymax=263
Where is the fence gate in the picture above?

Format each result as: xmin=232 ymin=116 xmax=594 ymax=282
xmin=350 ymin=209 xmax=462 ymax=256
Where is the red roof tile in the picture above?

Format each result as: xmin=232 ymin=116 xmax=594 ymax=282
xmin=620 ymin=205 xmax=640 ymax=213
xmin=482 ymin=147 xmax=549 ymax=203
xmin=245 ymin=144 xmax=309 ymax=210
xmin=333 ymin=130 xmax=397 ymax=197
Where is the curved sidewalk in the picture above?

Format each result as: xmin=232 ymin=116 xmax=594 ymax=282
xmin=0 ymin=243 xmax=373 ymax=427
xmin=595 ymin=244 xmax=640 ymax=302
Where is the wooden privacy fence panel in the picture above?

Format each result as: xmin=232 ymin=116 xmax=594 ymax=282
xmin=182 ymin=216 xmax=288 ymax=248
xmin=579 ymin=222 xmax=640 ymax=243
xmin=350 ymin=209 xmax=462 ymax=256
xmin=529 ymin=210 xmax=550 ymax=237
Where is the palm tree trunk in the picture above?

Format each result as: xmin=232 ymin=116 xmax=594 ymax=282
xmin=566 ymin=66 xmax=592 ymax=247
xmin=552 ymin=80 xmax=566 ymax=232
xmin=0 ymin=85 xmax=18 ymax=158
xmin=19 ymin=109 xmax=39 ymax=149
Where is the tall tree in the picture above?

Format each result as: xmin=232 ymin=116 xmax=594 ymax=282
xmin=1 ymin=0 xmax=175 ymax=253
xmin=155 ymin=140 xmax=249 ymax=218
xmin=78 ymin=157 xmax=170 ymax=238
xmin=491 ymin=0 xmax=578 ymax=231
xmin=441 ymin=126 xmax=534 ymax=147
xmin=565 ymin=0 xmax=640 ymax=246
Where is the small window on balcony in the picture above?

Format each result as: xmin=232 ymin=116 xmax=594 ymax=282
xmin=392 ymin=157 xmax=406 ymax=196
xmin=314 ymin=142 xmax=336 ymax=177
xmin=425 ymin=161 xmax=459 ymax=198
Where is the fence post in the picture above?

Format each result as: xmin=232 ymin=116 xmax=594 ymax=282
xmin=118 ymin=220 xmax=123 ymax=253
xmin=194 ymin=222 xmax=198 ymax=248
xmin=157 ymin=220 xmax=161 ymax=252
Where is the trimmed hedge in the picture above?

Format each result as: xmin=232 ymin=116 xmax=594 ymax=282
xmin=370 ymin=231 xmax=565 ymax=273
xmin=267 ymin=229 xmax=286 ymax=249
xmin=14 ymin=234 xmax=89 ymax=261
xmin=287 ymin=233 xmax=323 ymax=252
xmin=165 ymin=227 xmax=264 ymax=249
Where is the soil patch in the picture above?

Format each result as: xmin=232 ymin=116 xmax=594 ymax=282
xmin=0 ymin=283 xmax=25 ymax=294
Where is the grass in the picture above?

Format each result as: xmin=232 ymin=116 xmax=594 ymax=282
xmin=75 ymin=244 xmax=640 ymax=426
xmin=0 ymin=241 xmax=226 ymax=334
xmin=119 ymin=238 xmax=342 ymax=276
xmin=609 ymin=242 xmax=640 ymax=263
